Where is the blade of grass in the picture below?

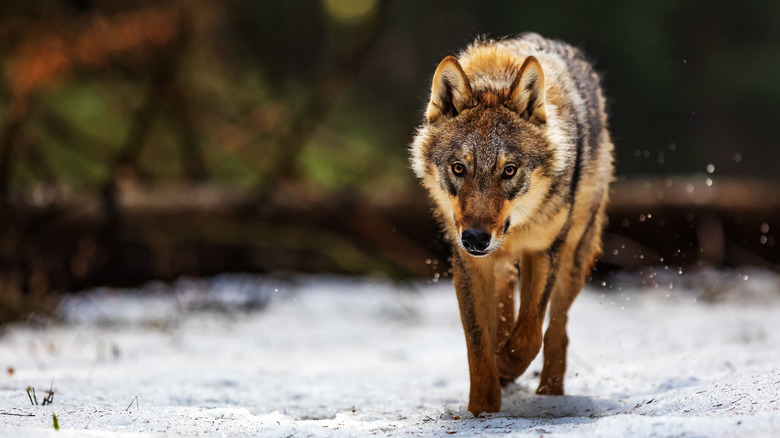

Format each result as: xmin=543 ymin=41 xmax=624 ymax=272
xmin=125 ymin=395 xmax=139 ymax=412
xmin=42 ymin=381 xmax=54 ymax=406
xmin=26 ymin=387 xmax=37 ymax=406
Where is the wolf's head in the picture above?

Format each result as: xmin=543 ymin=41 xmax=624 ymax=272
xmin=411 ymin=54 xmax=565 ymax=257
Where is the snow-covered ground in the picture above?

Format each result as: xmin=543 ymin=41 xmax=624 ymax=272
xmin=1 ymin=272 xmax=779 ymax=437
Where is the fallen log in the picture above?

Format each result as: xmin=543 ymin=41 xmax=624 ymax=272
xmin=1 ymin=176 xmax=778 ymax=322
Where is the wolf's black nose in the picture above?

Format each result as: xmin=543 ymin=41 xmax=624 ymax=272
xmin=461 ymin=229 xmax=491 ymax=252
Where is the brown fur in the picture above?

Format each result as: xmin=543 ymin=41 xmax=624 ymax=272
xmin=410 ymin=33 xmax=614 ymax=417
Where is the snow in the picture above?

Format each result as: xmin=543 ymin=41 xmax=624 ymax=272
xmin=1 ymin=273 xmax=779 ymax=437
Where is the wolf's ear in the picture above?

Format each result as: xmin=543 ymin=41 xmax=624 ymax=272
xmin=426 ymin=56 xmax=473 ymax=123
xmin=508 ymin=56 xmax=547 ymax=123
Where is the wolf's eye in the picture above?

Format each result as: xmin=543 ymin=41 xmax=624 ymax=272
xmin=451 ymin=163 xmax=465 ymax=176
xmin=503 ymin=165 xmax=517 ymax=179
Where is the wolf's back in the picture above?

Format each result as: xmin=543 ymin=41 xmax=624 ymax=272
xmin=518 ymin=33 xmax=610 ymax=201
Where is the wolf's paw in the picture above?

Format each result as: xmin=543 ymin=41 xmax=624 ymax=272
xmin=468 ymin=388 xmax=502 ymax=417
xmin=536 ymin=377 xmax=564 ymax=395
xmin=495 ymin=335 xmax=541 ymax=382
xmin=495 ymin=345 xmax=524 ymax=381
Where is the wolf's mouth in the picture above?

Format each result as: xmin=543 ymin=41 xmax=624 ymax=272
xmin=462 ymin=244 xmax=502 ymax=257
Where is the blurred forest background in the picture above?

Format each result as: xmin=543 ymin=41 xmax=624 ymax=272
xmin=1 ymin=0 xmax=779 ymax=322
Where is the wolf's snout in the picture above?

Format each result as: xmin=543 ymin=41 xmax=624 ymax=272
xmin=461 ymin=229 xmax=491 ymax=254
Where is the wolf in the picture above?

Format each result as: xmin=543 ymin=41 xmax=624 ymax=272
xmin=410 ymin=33 xmax=614 ymax=416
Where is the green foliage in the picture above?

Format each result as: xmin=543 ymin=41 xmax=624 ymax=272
xmin=3 ymin=0 xmax=779 ymax=193
xmin=299 ymin=96 xmax=411 ymax=193
xmin=26 ymin=384 xmax=54 ymax=406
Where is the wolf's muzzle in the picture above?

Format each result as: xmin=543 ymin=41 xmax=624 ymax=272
xmin=461 ymin=229 xmax=492 ymax=255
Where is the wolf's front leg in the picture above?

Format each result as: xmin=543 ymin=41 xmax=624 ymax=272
xmin=452 ymin=251 xmax=501 ymax=417
xmin=496 ymin=250 xmax=558 ymax=381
